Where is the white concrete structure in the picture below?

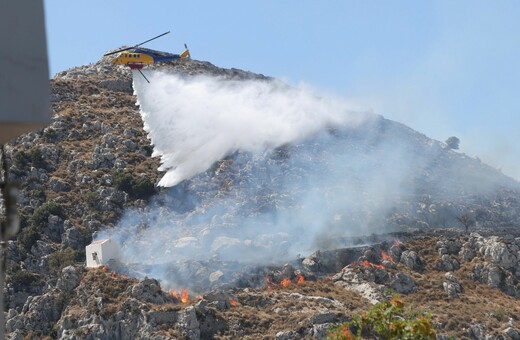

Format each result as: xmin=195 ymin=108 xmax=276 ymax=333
xmin=85 ymin=239 xmax=119 ymax=268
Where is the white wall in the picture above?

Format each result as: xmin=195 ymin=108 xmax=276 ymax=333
xmin=85 ymin=239 xmax=119 ymax=268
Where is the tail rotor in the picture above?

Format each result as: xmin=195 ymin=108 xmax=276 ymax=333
xmin=181 ymin=43 xmax=191 ymax=59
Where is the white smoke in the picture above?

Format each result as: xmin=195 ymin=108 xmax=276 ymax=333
xmin=97 ymin=69 xmax=513 ymax=290
xmin=133 ymin=71 xmax=366 ymax=187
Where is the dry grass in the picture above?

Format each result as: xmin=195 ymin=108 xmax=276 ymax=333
xmin=35 ymin=77 xmax=162 ymax=232
xmin=399 ymin=236 xmax=520 ymax=338
xmin=214 ymin=279 xmax=370 ymax=339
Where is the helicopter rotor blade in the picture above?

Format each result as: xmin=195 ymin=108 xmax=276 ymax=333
xmin=104 ymin=46 xmax=133 ymax=56
xmin=134 ymin=31 xmax=170 ymax=48
xmin=104 ymin=31 xmax=171 ymax=56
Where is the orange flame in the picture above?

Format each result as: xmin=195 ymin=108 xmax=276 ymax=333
xmin=168 ymin=289 xmax=190 ymax=303
xmin=359 ymin=261 xmax=385 ymax=270
xmin=381 ymin=251 xmax=395 ymax=263
xmin=265 ymin=277 xmax=274 ymax=290
xmin=168 ymin=289 xmax=179 ymax=299
xmin=230 ymin=298 xmax=238 ymax=306
xmin=101 ymin=266 xmax=108 ymax=272
xmin=296 ymin=274 xmax=305 ymax=284
xmin=281 ymin=278 xmax=291 ymax=287
xmin=111 ymin=272 xmax=117 ymax=278
xmin=180 ymin=289 xmax=189 ymax=303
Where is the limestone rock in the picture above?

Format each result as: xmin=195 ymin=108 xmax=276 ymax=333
xmin=390 ymin=273 xmax=417 ymax=294
xmin=56 ymin=266 xmax=83 ymax=293
xmin=504 ymin=327 xmax=520 ymax=340
xmin=62 ymin=226 xmax=85 ymax=249
xmin=130 ymin=278 xmax=169 ymax=304
xmin=49 ymin=178 xmax=71 ymax=192
xmin=435 ymin=254 xmax=460 ymax=272
xmin=178 ymin=306 xmax=200 ymax=340
xmin=400 ymin=250 xmax=424 ymax=272
xmin=18 ymin=289 xmax=66 ymax=333
xmin=443 ymin=272 xmax=463 ymax=298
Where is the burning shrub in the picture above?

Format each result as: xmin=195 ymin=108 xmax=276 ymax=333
xmin=327 ymin=296 xmax=436 ymax=339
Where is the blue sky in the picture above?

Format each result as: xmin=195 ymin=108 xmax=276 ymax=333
xmin=43 ymin=1 xmax=520 ymax=179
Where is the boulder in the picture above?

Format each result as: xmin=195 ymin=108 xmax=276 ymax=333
xmin=62 ymin=226 xmax=85 ymax=249
xmin=437 ymin=239 xmax=462 ymax=255
xmin=203 ymin=291 xmax=231 ymax=310
xmin=130 ymin=278 xmax=168 ymax=304
xmin=177 ymin=306 xmax=200 ymax=340
xmin=504 ymin=327 xmax=520 ymax=340
xmin=400 ymin=250 xmax=424 ymax=272
xmin=56 ymin=266 xmax=83 ymax=293
xmin=276 ymin=331 xmax=298 ymax=340
xmin=443 ymin=272 xmax=463 ymax=298
xmin=19 ymin=289 xmax=66 ymax=333
xmin=390 ymin=273 xmax=417 ymax=294
xmin=49 ymin=178 xmax=71 ymax=192
xmin=435 ymin=255 xmax=460 ymax=272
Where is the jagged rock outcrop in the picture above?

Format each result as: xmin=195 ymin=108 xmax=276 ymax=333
xmin=443 ymin=272 xmax=463 ymax=299
xmin=400 ymin=250 xmax=424 ymax=272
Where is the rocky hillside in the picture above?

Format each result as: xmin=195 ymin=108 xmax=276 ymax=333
xmin=3 ymin=54 xmax=520 ymax=339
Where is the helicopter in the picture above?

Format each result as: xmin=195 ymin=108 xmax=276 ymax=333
xmin=104 ymin=31 xmax=190 ymax=83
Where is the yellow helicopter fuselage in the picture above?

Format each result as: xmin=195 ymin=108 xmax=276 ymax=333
xmin=111 ymin=51 xmax=154 ymax=67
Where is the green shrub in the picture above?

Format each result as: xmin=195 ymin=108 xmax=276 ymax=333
xmin=113 ymin=171 xmax=134 ymax=193
xmin=12 ymin=150 xmax=31 ymax=168
xmin=29 ymin=189 xmax=46 ymax=200
xmin=83 ymin=191 xmax=99 ymax=208
xmin=18 ymin=226 xmax=40 ymax=253
xmin=43 ymin=128 xmax=58 ymax=142
xmin=31 ymin=202 xmax=65 ymax=227
xmin=141 ymin=145 xmax=153 ymax=157
xmin=113 ymin=171 xmax=156 ymax=200
xmin=29 ymin=148 xmax=47 ymax=169
xmin=327 ymin=296 xmax=436 ymax=340
xmin=18 ymin=213 xmax=30 ymax=231
xmin=10 ymin=269 xmax=40 ymax=289
xmin=493 ymin=307 xmax=508 ymax=322
xmin=132 ymin=176 xmax=155 ymax=199
xmin=48 ymin=248 xmax=85 ymax=272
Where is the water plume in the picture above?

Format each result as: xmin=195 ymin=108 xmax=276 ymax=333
xmin=133 ymin=71 xmax=366 ymax=187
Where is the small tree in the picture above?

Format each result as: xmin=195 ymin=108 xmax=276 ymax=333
xmin=445 ymin=136 xmax=460 ymax=150
xmin=457 ymin=213 xmax=474 ymax=234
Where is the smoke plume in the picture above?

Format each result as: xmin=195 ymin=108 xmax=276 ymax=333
xmin=95 ymin=69 xmax=513 ymax=289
